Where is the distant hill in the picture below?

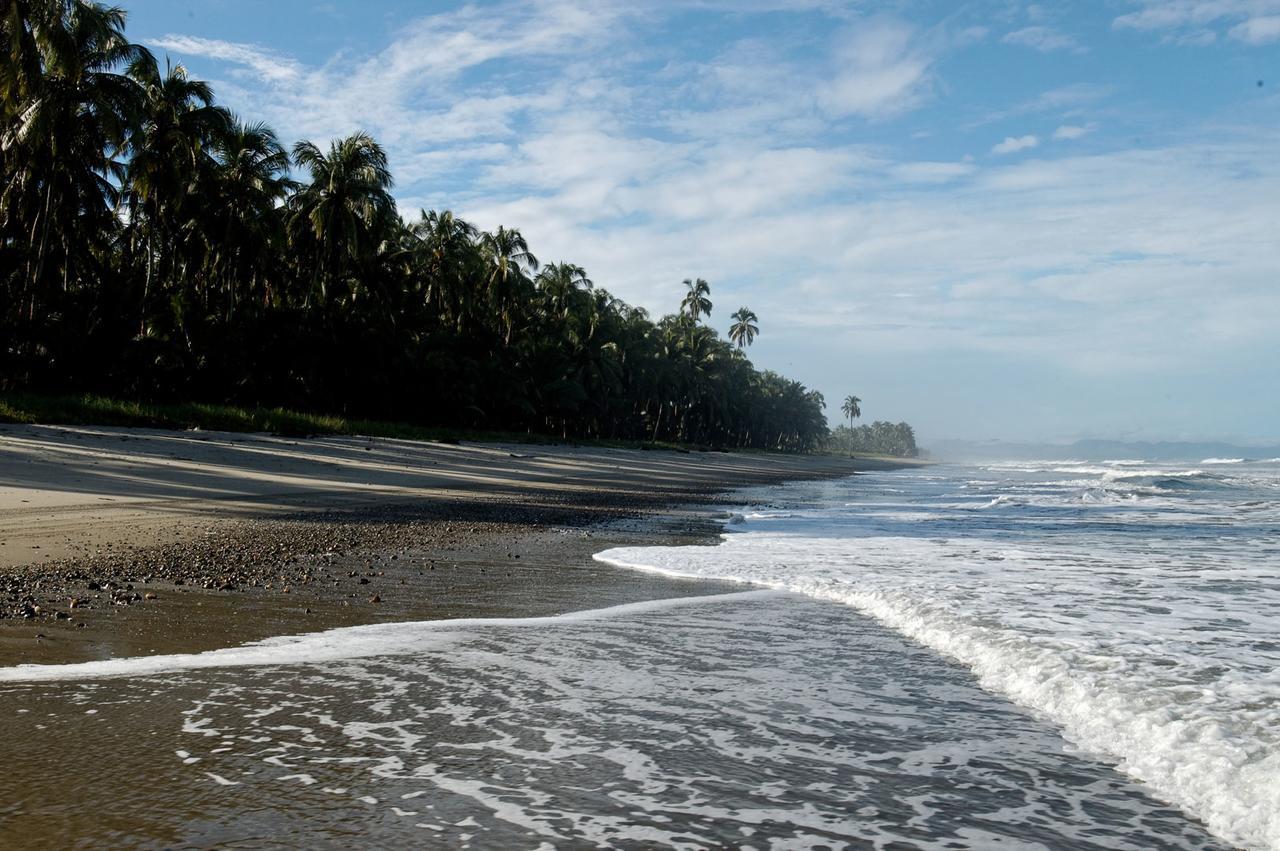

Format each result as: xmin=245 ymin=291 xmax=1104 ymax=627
xmin=929 ymin=438 xmax=1280 ymax=463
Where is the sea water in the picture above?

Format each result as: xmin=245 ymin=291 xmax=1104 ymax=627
xmin=1 ymin=460 xmax=1274 ymax=848
xmin=597 ymin=459 xmax=1280 ymax=849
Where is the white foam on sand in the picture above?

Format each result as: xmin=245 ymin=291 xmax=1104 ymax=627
xmin=0 ymin=590 xmax=779 ymax=684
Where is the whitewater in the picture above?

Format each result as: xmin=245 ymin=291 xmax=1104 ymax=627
xmin=598 ymin=459 xmax=1280 ymax=850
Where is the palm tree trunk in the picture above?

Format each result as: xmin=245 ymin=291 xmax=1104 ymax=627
xmin=28 ymin=181 xmax=55 ymax=321
xmin=141 ymin=226 xmax=155 ymax=335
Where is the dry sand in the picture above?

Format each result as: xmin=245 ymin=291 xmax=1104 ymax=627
xmin=0 ymin=424 xmax=917 ymax=666
xmin=0 ymin=424 xmax=893 ymax=567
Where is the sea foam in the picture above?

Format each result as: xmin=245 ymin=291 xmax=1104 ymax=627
xmin=595 ymin=464 xmax=1280 ymax=851
xmin=0 ymin=591 xmax=779 ymax=683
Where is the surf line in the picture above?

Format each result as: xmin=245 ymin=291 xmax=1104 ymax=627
xmin=0 ymin=589 xmax=781 ymax=684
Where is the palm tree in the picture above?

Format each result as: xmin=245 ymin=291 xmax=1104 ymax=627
xmin=478 ymin=225 xmax=537 ymax=343
xmin=841 ymin=394 xmax=862 ymax=457
xmin=1 ymin=0 xmax=148 ymax=321
xmin=287 ymin=131 xmax=396 ymax=306
xmin=0 ymin=0 xmax=59 ymax=114
xmin=204 ymin=118 xmax=293 ymax=311
xmin=728 ymin=307 xmax=758 ymax=348
xmin=680 ymin=277 xmax=712 ymax=323
xmin=404 ymin=208 xmax=479 ymax=327
xmin=537 ymin=262 xmax=593 ymax=321
xmin=124 ymin=58 xmax=230 ymax=326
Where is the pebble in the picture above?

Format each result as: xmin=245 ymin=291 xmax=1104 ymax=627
xmin=0 ymin=487 xmax=757 ymax=625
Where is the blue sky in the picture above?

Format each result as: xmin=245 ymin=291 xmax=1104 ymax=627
xmin=127 ymin=0 xmax=1279 ymax=444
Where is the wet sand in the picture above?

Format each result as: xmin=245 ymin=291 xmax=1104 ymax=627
xmin=0 ymin=587 xmax=1227 ymax=851
xmin=0 ymin=515 xmax=751 ymax=850
xmin=0 ymin=424 xmax=912 ymax=666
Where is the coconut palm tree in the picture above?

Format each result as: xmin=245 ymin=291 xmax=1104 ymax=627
xmin=680 ymin=277 xmax=712 ymax=323
xmin=478 ymin=225 xmax=537 ymax=343
xmin=728 ymin=307 xmax=758 ymax=348
xmin=404 ymin=208 xmax=479 ymax=327
xmin=0 ymin=0 xmax=58 ymax=113
xmin=203 ymin=118 xmax=293 ymax=312
xmin=1 ymin=0 xmax=148 ymax=321
xmin=287 ymin=131 xmax=395 ymax=306
xmin=841 ymin=394 xmax=862 ymax=456
xmin=124 ymin=58 xmax=230 ymax=326
xmin=537 ymin=262 xmax=593 ymax=321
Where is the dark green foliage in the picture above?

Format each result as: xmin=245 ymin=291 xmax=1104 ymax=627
xmin=824 ymin=422 xmax=919 ymax=458
xmin=1 ymin=0 xmax=830 ymax=451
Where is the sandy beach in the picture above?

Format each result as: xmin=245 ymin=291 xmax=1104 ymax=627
xmin=0 ymin=424 xmax=910 ymax=667
xmin=0 ymin=451 xmax=1251 ymax=851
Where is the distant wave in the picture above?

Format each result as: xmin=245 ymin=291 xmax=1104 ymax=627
xmin=1079 ymin=488 xmax=1142 ymax=504
xmin=1099 ymin=470 xmax=1227 ymax=491
xmin=1202 ymin=458 xmax=1245 ymax=465
xmin=1040 ymin=468 xmax=1220 ymax=490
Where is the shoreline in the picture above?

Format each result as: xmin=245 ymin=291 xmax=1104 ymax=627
xmin=0 ymin=424 xmax=922 ymax=667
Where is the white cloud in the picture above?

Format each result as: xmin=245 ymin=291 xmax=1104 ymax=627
xmin=462 ymin=132 xmax=1280 ymax=381
xmin=1229 ymin=14 xmax=1280 ymax=41
xmin=660 ymin=20 xmax=949 ymax=141
xmin=150 ymin=35 xmax=303 ymax=83
xmin=1053 ymin=123 xmax=1095 ymax=140
xmin=1115 ymin=1 xmax=1280 ymax=44
xmin=891 ymin=161 xmax=978 ymax=183
xmin=991 ymin=135 xmax=1040 ymax=154
xmin=1002 ymin=25 xmax=1085 ymax=53
xmin=1025 ymin=83 xmax=1113 ymax=111
xmin=367 ymin=0 xmax=626 ymax=79
xmin=816 ymin=21 xmax=935 ymax=119
xmin=150 ymin=1 xmax=630 ymax=152
xmin=968 ymin=83 xmax=1113 ymax=130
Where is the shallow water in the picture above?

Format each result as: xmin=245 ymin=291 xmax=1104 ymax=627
xmin=0 ymin=591 xmax=1224 ymax=849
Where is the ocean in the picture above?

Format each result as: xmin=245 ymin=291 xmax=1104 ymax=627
xmin=599 ymin=458 xmax=1280 ymax=849
xmin=1 ymin=459 xmax=1275 ymax=848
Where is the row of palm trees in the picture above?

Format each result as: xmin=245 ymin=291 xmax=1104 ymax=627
xmin=0 ymin=0 xmax=831 ymax=450
xmin=826 ymin=421 xmax=919 ymax=458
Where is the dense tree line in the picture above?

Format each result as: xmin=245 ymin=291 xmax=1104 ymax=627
xmin=0 ymin=1 xmax=830 ymax=450
xmin=826 ymin=422 xmax=919 ymax=458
